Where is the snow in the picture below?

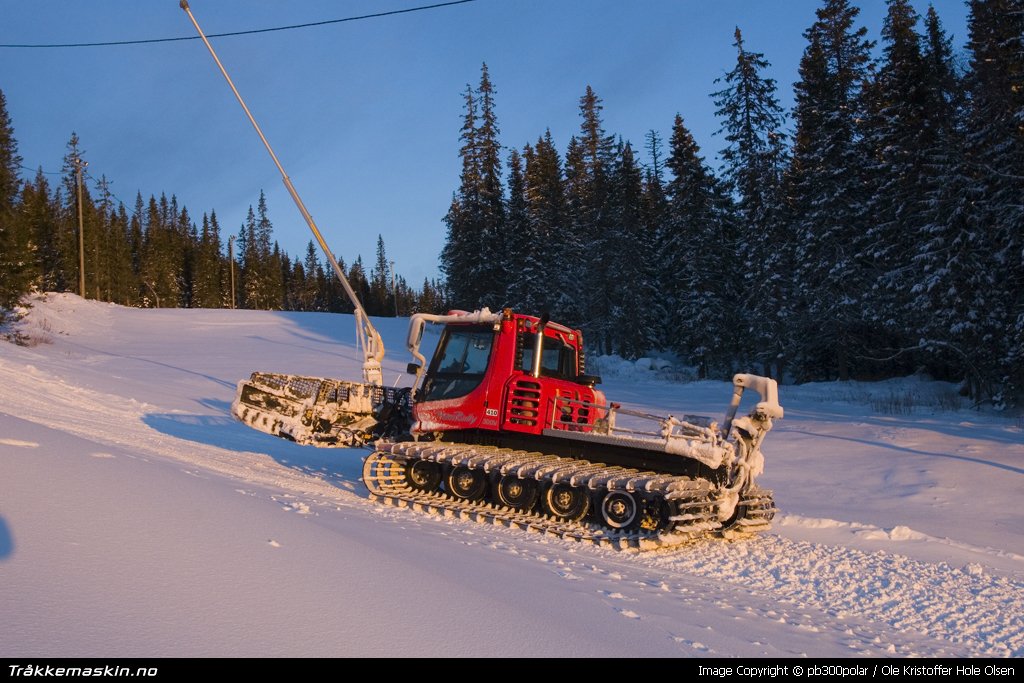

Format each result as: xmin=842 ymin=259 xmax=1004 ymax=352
xmin=1 ymin=292 xmax=1022 ymax=657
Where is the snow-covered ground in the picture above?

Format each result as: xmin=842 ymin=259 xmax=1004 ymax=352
xmin=1 ymin=293 xmax=1021 ymax=657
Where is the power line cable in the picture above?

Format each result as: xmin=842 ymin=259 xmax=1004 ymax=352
xmin=19 ymin=164 xmax=134 ymax=209
xmin=85 ymin=171 xmax=134 ymax=209
xmin=20 ymin=164 xmax=62 ymax=175
xmin=0 ymin=0 xmax=478 ymax=49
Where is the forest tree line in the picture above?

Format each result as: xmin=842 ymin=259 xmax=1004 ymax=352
xmin=0 ymin=129 xmax=448 ymax=319
xmin=440 ymin=0 xmax=1023 ymax=404
xmin=1 ymin=0 xmax=1021 ymax=404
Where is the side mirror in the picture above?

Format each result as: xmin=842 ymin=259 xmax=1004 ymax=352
xmin=407 ymin=362 xmax=422 ymax=375
xmin=576 ymin=374 xmax=602 ymax=386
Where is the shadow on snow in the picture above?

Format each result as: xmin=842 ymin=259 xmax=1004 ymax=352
xmin=142 ymin=399 xmax=365 ymax=490
xmin=0 ymin=516 xmax=13 ymax=561
xmin=780 ymin=427 xmax=1024 ymax=476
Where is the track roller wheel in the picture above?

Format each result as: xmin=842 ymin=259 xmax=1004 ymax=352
xmin=719 ymin=504 xmax=746 ymax=531
xmin=446 ymin=466 xmax=488 ymax=501
xmin=599 ymin=491 xmax=640 ymax=530
xmin=545 ymin=483 xmax=590 ymax=522
xmin=406 ymin=460 xmax=442 ymax=492
xmin=638 ymin=497 xmax=672 ymax=532
xmin=495 ymin=475 xmax=539 ymax=511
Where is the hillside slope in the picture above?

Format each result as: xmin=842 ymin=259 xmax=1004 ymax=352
xmin=1 ymin=294 xmax=1021 ymax=657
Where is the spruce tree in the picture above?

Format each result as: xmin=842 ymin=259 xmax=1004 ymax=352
xmin=257 ymin=191 xmax=283 ymax=308
xmin=915 ymin=0 xmax=1024 ymax=400
xmin=560 ymin=135 xmax=588 ymax=327
xmin=91 ymin=175 xmax=113 ymax=302
xmin=503 ymin=147 xmax=535 ymax=310
xmin=640 ymin=140 xmax=670 ymax=351
xmin=269 ymin=241 xmax=286 ymax=310
xmin=788 ymin=0 xmax=874 ymax=381
xmin=575 ymin=86 xmax=617 ymax=351
xmin=0 ymin=89 xmax=30 ymax=312
xmin=607 ymin=142 xmax=658 ymax=358
xmin=178 ymin=205 xmax=196 ymax=307
xmin=712 ymin=28 xmax=788 ymax=225
xmin=140 ymin=194 xmax=180 ymax=307
xmin=299 ymin=241 xmax=322 ymax=311
xmin=240 ymin=205 xmax=258 ymax=308
xmin=284 ymin=256 xmax=302 ymax=311
xmin=210 ymin=210 xmax=227 ymax=308
xmin=370 ymin=234 xmax=391 ymax=315
xmin=922 ymin=5 xmax=962 ymax=118
xmin=20 ymin=170 xmax=58 ymax=292
xmin=644 ymin=129 xmax=665 ymax=183
xmin=473 ymin=63 xmax=507 ymax=308
xmin=441 ymin=65 xmax=514 ymax=310
xmin=0 ymin=93 xmax=19 ymax=199
xmin=417 ymin=277 xmax=446 ymax=314
xmin=192 ymin=212 xmax=223 ymax=308
xmin=711 ymin=27 xmax=790 ymax=375
xmin=237 ymin=191 xmax=284 ymax=309
xmin=348 ymin=256 xmax=369 ymax=313
xmin=393 ymin=274 xmax=415 ymax=316
xmin=129 ymin=193 xmax=144 ymax=290
xmin=968 ymin=0 xmax=1024 ymax=399
xmin=664 ymin=115 xmax=738 ymax=376
xmin=524 ymin=131 xmax=568 ymax=316
xmin=99 ymin=192 xmax=131 ymax=303
xmin=441 ymin=85 xmax=482 ymax=308
xmin=107 ymin=203 xmax=135 ymax=306
xmin=859 ymin=0 xmax=936 ymax=368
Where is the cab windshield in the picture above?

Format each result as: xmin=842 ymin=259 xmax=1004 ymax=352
xmin=422 ymin=325 xmax=494 ymax=401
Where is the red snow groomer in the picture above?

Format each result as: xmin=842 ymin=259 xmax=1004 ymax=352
xmin=183 ymin=0 xmax=782 ymax=550
xmin=234 ymin=306 xmax=782 ymax=549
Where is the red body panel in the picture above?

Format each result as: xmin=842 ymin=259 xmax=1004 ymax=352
xmin=412 ymin=313 xmax=605 ymax=437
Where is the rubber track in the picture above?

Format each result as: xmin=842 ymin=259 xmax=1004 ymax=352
xmin=363 ymin=442 xmax=775 ymax=551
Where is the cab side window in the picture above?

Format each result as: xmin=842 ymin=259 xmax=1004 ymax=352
xmin=519 ymin=334 xmax=577 ymax=379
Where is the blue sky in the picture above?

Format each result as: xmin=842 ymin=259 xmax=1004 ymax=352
xmin=1 ymin=1 xmax=969 ymax=285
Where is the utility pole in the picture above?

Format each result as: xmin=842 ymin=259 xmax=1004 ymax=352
xmin=390 ymin=259 xmax=397 ymax=317
xmin=228 ymin=234 xmax=236 ymax=309
xmin=72 ymin=155 xmax=88 ymax=298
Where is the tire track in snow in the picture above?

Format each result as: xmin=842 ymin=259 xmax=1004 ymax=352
xmin=440 ymin=533 xmax=978 ymax=657
xmin=635 ymin=535 xmax=1024 ymax=657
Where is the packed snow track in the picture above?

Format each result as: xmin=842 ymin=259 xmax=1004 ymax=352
xmin=0 ymin=294 xmax=1021 ymax=657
